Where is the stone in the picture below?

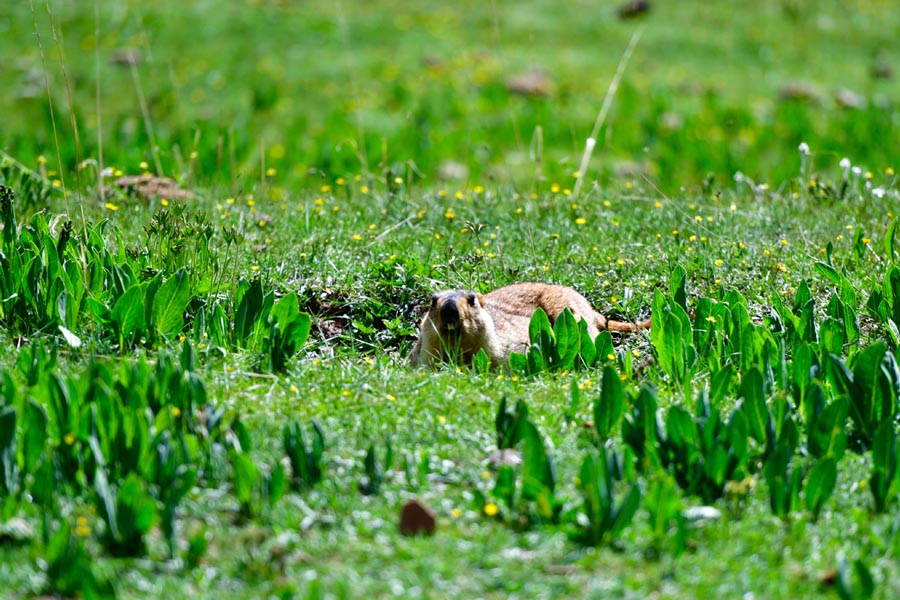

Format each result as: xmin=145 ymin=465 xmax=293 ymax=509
xmin=399 ymin=499 xmax=436 ymax=536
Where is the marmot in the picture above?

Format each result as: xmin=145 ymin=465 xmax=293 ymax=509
xmin=409 ymin=282 xmax=650 ymax=368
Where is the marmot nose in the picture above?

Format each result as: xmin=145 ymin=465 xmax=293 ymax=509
xmin=440 ymin=301 xmax=460 ymax=327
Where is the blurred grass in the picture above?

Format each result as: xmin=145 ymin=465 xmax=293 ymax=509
xmin=2 ymin=0 xmax=898 ymax=192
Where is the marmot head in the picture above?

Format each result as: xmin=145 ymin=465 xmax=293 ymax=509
xmin=428 ymin=289 xmax=487 ymax=336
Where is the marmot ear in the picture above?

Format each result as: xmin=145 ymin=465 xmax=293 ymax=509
xmin=430 ymin=294 xmax=438 ymax=309
xmin=466 ymin=292 xmax=477 ymax=306
xmin=477 ymin=293 xmax=486 ymax=308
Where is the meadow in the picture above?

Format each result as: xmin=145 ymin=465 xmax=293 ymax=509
xmin=1 ymin=0 xmax=900 ymax=598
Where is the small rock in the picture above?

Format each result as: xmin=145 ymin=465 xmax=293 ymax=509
xmin=682 ymin=506 xmax=722 ymax=522
xmin=834 ymin=88 xmax=865 ymax=110
xmin=399 ymin=499 xmax=436 ymax=537
xmin=114 ymin=174 xmax=196 ymax=202
xmin=110 ymin=49 xmax=142 ymax=67
xmin=779 ymin=80 xmax=823 ymax=104
xmin=488 ymin=448 xmax=523 ymax=469
xmin=618 ymin=0 xmax=651 ymax=19
xmin=437 ymin=161 xmax=469 ymax=181
xmin=0 ymin=517 xmax=34 ymax=543
xmin=506 ymin=70 xmax=551 ymax=97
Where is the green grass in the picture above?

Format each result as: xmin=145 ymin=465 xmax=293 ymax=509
xmin=1 ymin=1 xmax=900 ymax=598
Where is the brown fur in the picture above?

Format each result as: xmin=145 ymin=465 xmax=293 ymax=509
xmin=409 ymin=283 xmax=650 ymax=368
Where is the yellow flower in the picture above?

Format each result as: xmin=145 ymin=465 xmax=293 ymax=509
xmin=360 ymin=186 xmax=369 ymax=194
xmin=484 ymin=503 xmax=499 ymax=516
xmin=445 ymin=209 xmax=456 ymax=220
xmin=321 ymin=185 xmax=332 ymax=193
xmin=139 ymin=161 xmax=149 ymax=170
xmin=603 ymin=200 xmax=611 ymax=207
xmin=474 ymin=185 xmax=484 ymax=193
xmin=394 ymin=177 xmax=404 ymax=185
xmin=455 ymin=191 xmax=464 ymax=200
xmin=336 ymin=177 xmax=346 ymax=185
xmin=575 ymin=217 xmax=587 ymax=225
xmin=451 ymin=508 xmax=461 ymax=518
xmin=161 ymin=198 xmax=170 ymax=207
xmin=266 ymin=168 xmax=277 ymax=177
xmin=290 ymin=385 xmax=298 ymax=393
xmin=715 ymin=259 xmax=724 ymax=266
xmin=352 ymin=234 xmax=362 ymax=241
xmin=672 ymin=229 xmax=679 ymax=236
xmin=885 ymin=167 xmax=895 ymax=176
xmin=550 ymin=183 xmax=560 ymax=193
xmin=386 ymin=394 xmax=396 ymax=401
xmin=780 ymin=239 xmax=789 ymax=246
xmin=105 ymin=202 xmax=119 ymax=211
xmin=171 ymin=406 xmax=182 ymax=418
xmin=437 ymin=416 xmax=446 ymax=424
xmin=654 ymin=201 xmax=662 ymax=208
xmin=64 ymin=433 xmax=75 ymax=445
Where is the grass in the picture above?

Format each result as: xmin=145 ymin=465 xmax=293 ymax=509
xmin=1 ymin=1 xmax=900 ymax=598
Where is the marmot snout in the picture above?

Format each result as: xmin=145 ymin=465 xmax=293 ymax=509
xmin=410 ymin=282 xmax=650 ymax=368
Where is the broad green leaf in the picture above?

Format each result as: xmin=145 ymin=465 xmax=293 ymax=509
xmin=594 ymin=364 xmax=625 ymax=439
xmin=805 ymin=458 xmax=837 ymax=520
xmin=152 ymin=268 xmax=193 ymax=338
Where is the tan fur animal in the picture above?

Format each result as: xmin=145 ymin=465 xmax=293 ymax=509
xmin=409 ymin=282 xmax=650 ymax=368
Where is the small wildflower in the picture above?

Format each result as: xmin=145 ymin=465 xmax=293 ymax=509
xmin=290 ymin=385 xmax=298 ymax=393
xmin=886 ymin=167 xmax=895 ymax=176
xmin=575 ymin=217 xmax=587 ymax=225
xmin=352 ymin=234 xmax=362 ymax=241
xmin=654 ymin=201 xmax=662 ymax=208
xmin=336 ymin=177 xmax=346 ymax=185
xmin=139 ymin=161 xmax=149 ymax=170
xmin=161 ymin=198 xmax=170 ymax=207
xmin=386 ymin=394 xmax=396 ymax=401
xmin=455 ymin=191 xmax=464 ymax=200
xmin=603 ymin=200 xmax=611 ymax=207
xmin=250 ymin=265 xmax=260 ymax=271
xmin=321 ymin=184 xmax=332 ymax=193
xmin=484 ymin=503 xmax=499 ymax=517
xmin=171 ymin=407 xmax=182 ymax=418
xmin=451 ymin=508 xmax=461 ymax=518
xmin=473 ymin=185 xmax=484 ymax=193
xmin=776 ymin=263 xmax=787 ymax=273
xmin=781 ymin=239 xmax=789 ymax=246
xmin=840 ymin=157 xmax=851 ymax=170
xmin=798 ymin=142 xmax=810 ymax=155
xmin=394 ymin=177 xmax=404 ymax=185
xmin=715 ymin=259 xmax=724 ymax=266
xmin=266 ymin=168 xmax=277 ymax=177
xmin=437 ymin=416 xmax=446 ymax=424
xmin=550 ymin=183 xmax=560 ymax=193
xmin=706 ymin=316 xmax=716 ymax=323
xmin=445 ymin=209 xmax=456 ymax=220
xmin=247 ymin=199 xmax=255 ymax=207
xmin=360 ymin=185 xmax=369 ymax=194
xmin=481 ymin=471 xmax=492 ymax=480
xmin=64 ymin=433 xmax=75 ymax=445
xmin=105 ymin=202 xmax=119 ymax=211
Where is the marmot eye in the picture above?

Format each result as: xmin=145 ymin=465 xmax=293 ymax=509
xmin=467 ymin=293 xmax=477 ymax=306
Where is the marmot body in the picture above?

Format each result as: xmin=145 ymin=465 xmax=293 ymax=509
xmin=409 ymin=282 xmax=650 ymax=368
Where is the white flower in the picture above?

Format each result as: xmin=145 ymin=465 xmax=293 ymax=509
xmin=873 ymin=187 xmax=886 ymax=199
xmin=839 ymin=158 xmax=851 ymax=170
xmin=798 ymin=142 xmax=810 ymax=155
xmin=733 ymin=171 xmax=745 ymax=183
xmin=852 ymin=166 xmax=862 ymax=176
